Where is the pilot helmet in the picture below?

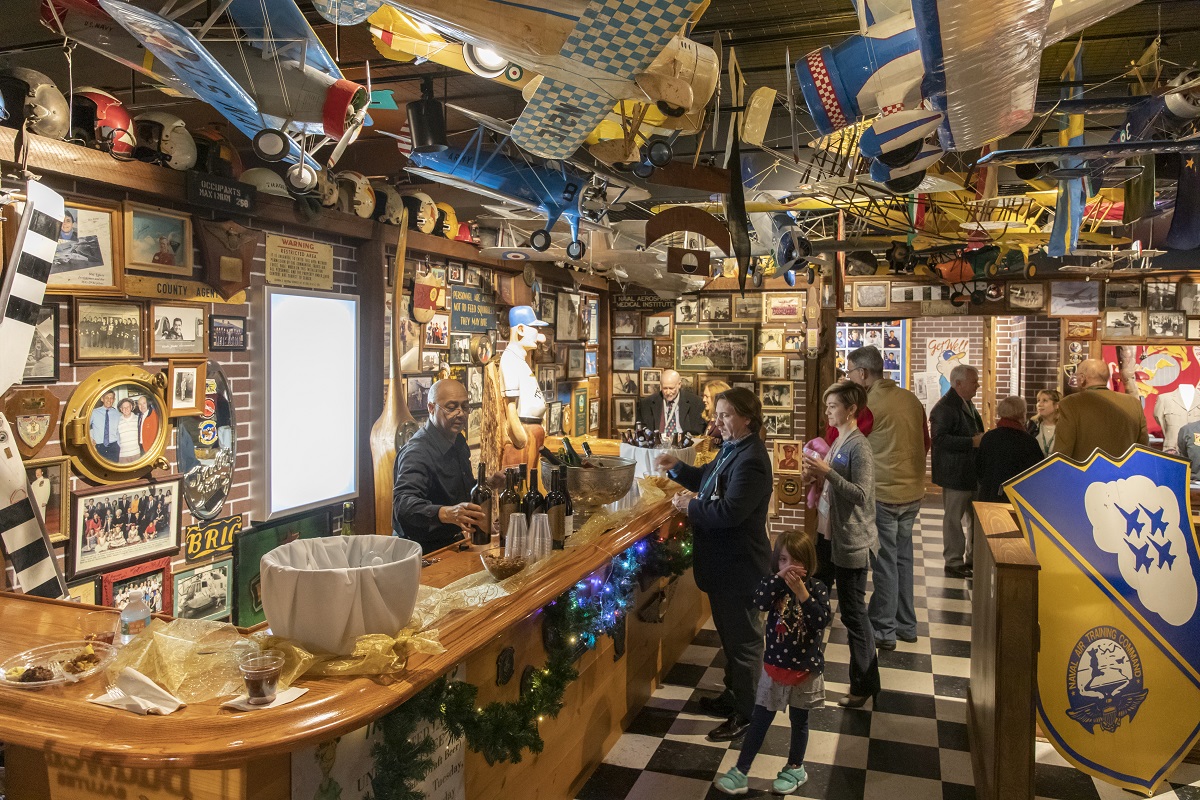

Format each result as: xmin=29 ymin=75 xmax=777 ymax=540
xmin=435 ymin=202 xmax=458 ymax=239
xmin=132 ymin=111 xmax=197 ymax=170
xmin=370 ymin=180 xmax=406 ymax=225
xmin=336 ymin=171 xmax=376 ymax=218
xmin=240 ymin=167 xmax=291 ymax=198
xmin=0 ymin=67 xmax=70 ymax=139
xmin=70 ymin=87 xmax=136 ymax=157
xmin=192 ymin=125 xmax=244 ymax=179
xmin=316 ymin=169 xmax=341 ymax=208
xmin=399 ymin=190 xmax=437 ymax=234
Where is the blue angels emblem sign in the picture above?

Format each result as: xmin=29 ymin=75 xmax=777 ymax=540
xmin=1005 ymin=446 xmax=1200 ymax=795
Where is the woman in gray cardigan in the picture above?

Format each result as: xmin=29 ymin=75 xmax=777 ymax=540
xmin=803 ymin=380 xmax=882 ymax=708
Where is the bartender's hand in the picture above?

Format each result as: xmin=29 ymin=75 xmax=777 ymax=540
xmin=670 ymin=490 xmax=695 ymax=515
xmin=655 ymin=453 xmax=680 ymax=472
xmin=488 ymin=471 xmax=506 ymax=491
xmin=438 ymin=502 xmax=485 ymax=531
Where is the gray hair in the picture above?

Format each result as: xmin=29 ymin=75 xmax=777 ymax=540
xmin=847 ymin=345 xmax=884 ymax=377
xmin=949 ymin=364 xmax=978 ymax=384
xmin=997 ymin=395 xmax=1026 ymax=421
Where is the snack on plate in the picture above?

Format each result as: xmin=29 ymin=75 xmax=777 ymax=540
xmin=18 ymin=665 xmax=54 ymax=683
xmin=62 ymin=645 xmax=100 ymax=675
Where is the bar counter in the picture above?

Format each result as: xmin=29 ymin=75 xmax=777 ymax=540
xmin=0 ymin=492 xmax=705 ymax=800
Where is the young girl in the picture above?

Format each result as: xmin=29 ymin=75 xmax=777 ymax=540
xmin=714 ymin=530 xmax=832 ymax=796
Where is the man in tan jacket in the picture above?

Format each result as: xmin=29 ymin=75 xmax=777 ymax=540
xmin=1053 ymin=360 xmax=1149 ymax=461
xmin=847 ymin=346 xmax=930 ymax=649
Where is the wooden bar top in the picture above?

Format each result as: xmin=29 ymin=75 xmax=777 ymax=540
xmin=0 ymin=499 xmax=678 ymax=769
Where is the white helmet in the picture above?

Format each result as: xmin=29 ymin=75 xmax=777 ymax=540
xmin=132 ymin=111 xmax=197 ymax=170
xmin=316 ymin=169 xmax=341 ymax=208
xmin=399 ymin=190 xmax=437 ymax=234
xmin=240 ymin=167 xmax=291 ymax=198
xmin=337 ymin=171 xmax=376 ymax=218
xmin=0 ymin=67 xmax=69 ymax=139
xmin=370 ymin=180 xmax=406 ymax=225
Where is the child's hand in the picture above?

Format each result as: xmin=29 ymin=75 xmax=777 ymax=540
xmin=781 ymin=566 xmax=808 ymax=598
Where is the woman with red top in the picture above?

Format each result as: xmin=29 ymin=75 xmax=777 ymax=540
xmin=977 ymin=396 xmax=1045 ymax=502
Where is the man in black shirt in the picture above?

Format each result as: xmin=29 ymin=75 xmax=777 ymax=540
xmin=393 ymin=379 xmax=487 ymax=553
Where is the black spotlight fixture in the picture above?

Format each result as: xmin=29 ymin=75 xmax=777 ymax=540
xmin=406 ymin=77 xmax=448 ymax=153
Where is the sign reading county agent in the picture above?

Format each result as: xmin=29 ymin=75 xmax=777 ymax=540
xmin=449 ymin=286 xmax=495 ymax=333
xmin=264 ymin=234 xmax=334 ymax=290
xmin=1005 ymin=446 xmax=1200 ymax=796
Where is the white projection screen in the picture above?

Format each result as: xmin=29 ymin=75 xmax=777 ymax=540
xmin=256 ymin=286 xmax=359 ymax=520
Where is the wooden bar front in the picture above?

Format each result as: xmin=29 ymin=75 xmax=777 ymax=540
xmin=0 ymin=498 xmax=707 ymax=800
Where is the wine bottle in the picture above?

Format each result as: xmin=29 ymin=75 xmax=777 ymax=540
xmin=523 ymin=467 xmax=546 ymax=522
xmin=540 ymin=446 xmax=563 ymax=467
xmin=470 ymin=462 xmax=492 ymax=546
xmin=498 ymin=468 xmax=520 ymax=547
xmin=559 ymin=465 xmax=574 ymax=539
xmin=562 ymin=437 xmax=582 ymax=466
xmin=545 ymin=468 xmax=567 ymax=549
xmin=518 ymin=463 xmax=528 ymax=495
xmin=581 ymin=441 xmax=594 ymax=459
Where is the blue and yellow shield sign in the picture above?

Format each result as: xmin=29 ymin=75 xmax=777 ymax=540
xmin=1005 ymin=446 xmax=1200 ymax=795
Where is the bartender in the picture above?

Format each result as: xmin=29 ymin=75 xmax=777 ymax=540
xmin=393 ymin=378 xmax=484 ymax=553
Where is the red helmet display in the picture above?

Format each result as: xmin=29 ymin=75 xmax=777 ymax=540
xmin=70 ymin=87 xmax=136 ymax=157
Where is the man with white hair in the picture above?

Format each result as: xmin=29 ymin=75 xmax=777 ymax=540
xmin=637 ymin=368 xmax=705 ymax=436
xmin=976 ymin=396 xmax=1044 ymax=503
xmin=930 ymin=364 xmax=983 ymax=578
xmin=1053 ymin=359 xmax=1148 ymax=461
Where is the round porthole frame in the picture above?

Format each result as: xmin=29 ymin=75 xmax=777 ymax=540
xmin=61 ymin=365 xmax=171 ymax=483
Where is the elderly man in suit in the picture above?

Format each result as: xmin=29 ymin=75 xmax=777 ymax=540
xmin=1053 ymin=359 xmax=1148 ymax=461
xmin=637 ymin=369 xmax=705 ymax=436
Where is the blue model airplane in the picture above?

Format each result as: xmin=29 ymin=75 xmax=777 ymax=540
xmin=394 ymin=105 xmax=646 ymax=260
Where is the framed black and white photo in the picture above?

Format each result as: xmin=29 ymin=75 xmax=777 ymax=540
xmin=547 ymin=401 xmax=563 ymax=435
xmin=537 ymin=365 xmax=557 ymax=393
xmin=1103 ymin=309 xmax=1145 ymax=339
xmin=732 ymin=294 xmax=762 ymax=322
xmin=150 ymin=302 xmax=206 ymax=358
xmin=173 ymin=558 xmax=232 ymax=621
xmin=1008 ymin=282 xmax=1046 ymax=312
xmin=466 ymin=367 xmax=484 ymax=405
xmin=22 ymin=303 xmax=59 ymax=383
xmin=209 ymin=315 xmax=247 ymax=351
xmin=760 ymin=381 xmax=793 ymax=409
xmin=1145 ymin=281 xmax=1177 ymax=311
xmin=852 ymin=282 xmax=889 ymax=312
xmin=567 ymin=346 xmax=586 ymax=378
xmin=612 ymin=309 xmax=640 ymax=336
xmin=762 ymin=412 xmax=793 ymax=438
xmin=70 ymin=477 xmax=183 ymax=578
xmin=614 ymin=398 xmax=636 ymax=428
xmin=448 ymin=332 xmax=473 ymax=365
xmin=465 ymin=266 xmax=482 ymax=287
xmin=1050 ymin=282 xmax=1101 ymax=317
xmin=588 ymin=398 xmax=600 ymax=431
xmin=1148 ymin=310 xmax=1186 ymax=338
xmin=539 ymin=293 xmax=558 ymax=327
xmin=613 ymin=372 xmax=639 ymax=395
xmin=557 ymin=293 xmax=583 ymax=341
xmin=1104 ymin=281 xmax=1142 ymax=309
xmin=72 ymin=298 xmax=144 ymax=363
xmin=758 ymin=328 xmax=785 ymax=352
xmin=756 ymin=355 xmax=787 ymax=380
xmin=675 ymin=296 xmax=699 ymax=324
xmin=1180 ymin=284 xmax=1200 ymax=316
xmin=167 ymin=360 xmax=206 ymax=417
xmin=640 ymin=368 xmax=662 ymax=396
xmin=407 ymin=376 xmax=433 ymax=414
xmin=788 ymin=360 xmax=805 ymax=381
xmin=1188 ymin=318 xmax=1200 ymax=340
xmin=612 ymin=338 xmax=654 ymax=371
xmin=698 ymin=294 xmax=732 ymax=322
xmin=644 ymin=313 xmax=673 ymax=339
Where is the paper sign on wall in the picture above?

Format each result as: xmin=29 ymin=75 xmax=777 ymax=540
xmin=449 ymin=286 xmax=496 ymax=333
xmin=265 ymin=234 xmax=334 ymax=290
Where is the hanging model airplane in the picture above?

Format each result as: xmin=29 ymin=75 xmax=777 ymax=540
xmin=41 ymin=0 xmax=372 ymax=193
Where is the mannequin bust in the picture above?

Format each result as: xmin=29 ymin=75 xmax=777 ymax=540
xmin=498 ymin=305 xmax=548 ymax=470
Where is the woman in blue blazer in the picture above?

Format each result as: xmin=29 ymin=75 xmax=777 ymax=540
xmin=656 ymin=387 xmax=774 ymax=742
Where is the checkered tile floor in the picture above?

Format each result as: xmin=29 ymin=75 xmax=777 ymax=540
xmin=576 ymin=504 xmax=1200 ymax=799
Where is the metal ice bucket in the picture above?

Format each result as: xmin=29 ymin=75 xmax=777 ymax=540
xmin=541 ymin=456 xmax=636 ymax=524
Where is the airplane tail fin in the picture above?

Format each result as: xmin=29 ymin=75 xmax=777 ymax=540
xmin=393 ymin=121 xmax=415 ymax=159
xmin=1047 ymin=40 xmax=1086 ymax=258
xmin=1164 ymin=155 xmax=1200 ymax=250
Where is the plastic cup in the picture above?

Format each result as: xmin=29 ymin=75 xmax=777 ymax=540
xmin=79 ymin=611 xmax=117 ymax=646
xmin=238 ymin=649 xmax=285 ymax=706
xmin=504 ymin=514 xmax=529 ymax=559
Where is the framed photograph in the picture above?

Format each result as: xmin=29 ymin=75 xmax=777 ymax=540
xmin=612 ymin=309 xmax=640 ymax=336
xmin=72 ymin=298 xmax=144 ymax=363
xmin=547 ymin=401 xmax=563 ymax=435
xmin=567 ymin=346 xmax=586 ymax=378
xmin=420 ymin=350 xmax=442 ymax=373
xmin=557 ymin=292 xmax=583 ymax=341
xmin=15 ymin=198 xmax=124 ymax=295
xmin=1104 ymin=281 xmax=1142 ymax=309
xmin=1050 ymin=281 xmax=1100 ymax=317
xmin=124 ymin=201 xmax=193 ymax=276
xmin=573 ymin=388 xmax=588 ymax=437
xmin=540 ymin=293 xmax=558 ymax=326
xmin=103 ymin=556 xmax=173 ymax=615
xmin=732 ymin=294 xmax=762 ymax=322
xmin=234 ymin=510 xmax=330 ymax=627
xmin=467 ymin=406 xmax=482 ymax=447
xmin=25 ymin=455 xmax=70 ymax=542
xmin=758 ymin=328 xmax=785 ymax=352
xmin=22 ymin=303 xmax=59 ymax=383
xmin=407 ymin=375 xmax=433 ymax=414
xmin=1066 ymin=319 xmax=1096 ymax=339
xmin=209 ymin=315 xmax=247 ymax=352
xmin=447 ymin=261 xmax=465 ymax=284
xmin=788 ymin=359 xmax=805 ymax=381
xmin=424 ymin=312 xmax=450 ymax=348
xmin=640 ymin=368 xmax=662 ymax=396
xmin=1189 ymin=318 xmax=1200 ymax=340
xmin=587 ymin=297 xmax=600 ymax=345
xmin=653 ymin=342 xmax=673 ymax=368
xmin=70 ymin=478 xmax=183 ymax=578
xmin=1008 ymin=282 xmax=1046 ymax=312
xmin=676 ymin=328 xmax=754 ymax=372
xmin=698 ymin=294 xmax=732 ymax=322
xmin=585 ymin=350 xmax=598 ymax=377
xmin=538 ymin=365 xmax=558 ymax=393
xmin=614 ymin=397 xmax=636 ymax=428
xmin=588 ymin=398 xmax=600 ymax=431
xmin=763 ymin=412 xmax=793 ymax=438
xmin=1145 ymin=281 xmax=1177 ymax=311
xmin=163 ymin=361 xmax=203 ymax=419
xmin=772 ymin=441 xmax=802 ymax=473
xmin=852 ymin=283 xmax=889 ymax=312
xmin=612 ymin=338 xmax=654 ymax=371
xmin=150 ymin=302 xmax=206 ymax=358
xmin=614 ymin=372 xmax=639 ymax=395
xmin=466 ymin=367 xmax=484 ymax=406
xmin=66 ymin=575 xmax=101 ymax=605
xmin=764 ymin=292 xmax=806 ymax=322
xmin=465 ymin=266 xmax=482 ymax=287
xmin=448 ymin=333 xmax=473 ymax=365
xmin=676 ymin=296 xmax=699 ymax=324
xmin=1103 ymin=309 xmax=1145 ymax=339
xmin=173 ymin=558 xmax=232 ymax=621
xmin=756 ymin=355 xmax=787 ymax=379
xmin=644 ymin=313 xmax=673 ymax=339
xmin=783 ymin=332 xmax=804 ymax=352
xmin=1179 ymin=284 xmax=1200 ymax=315
xmin=1148 ymin=310 xmax=1186 ymax=338
xmin=760 ymin=381 xmax=794 ymax=409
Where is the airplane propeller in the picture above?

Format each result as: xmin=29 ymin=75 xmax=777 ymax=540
xmin=328 ymin=63 xmax=372 ymax=169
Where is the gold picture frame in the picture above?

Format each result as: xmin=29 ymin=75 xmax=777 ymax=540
xmin=24 ymin=455 xmax=71 ymax=543
xmin=123 ymin=201 xmax=193 ymax=276
xmin=60 ymin=365 xmax=171 ymax=483
xmin=167 ymin=359 xmax=208 ymax=418
xmin=3 ymin=196 xmax=125 ymax=295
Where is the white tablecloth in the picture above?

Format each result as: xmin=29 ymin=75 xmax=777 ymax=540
xmin=619 ymin=443 xmax=697 ymax=480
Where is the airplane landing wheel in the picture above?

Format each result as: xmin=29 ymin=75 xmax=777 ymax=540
xmin=647 ymin=140 xmax=673 ymax=167
xmin=285 ymin=163 xmax=319 ymax=195
xmin=530 ymin=229 xmax=552 ymax=252
xmin=656 ymin=100 xmax=687 ymax=118
xmin=566 ymin=239 xmax=586 ymax=260
xmin=751 ymin=262 xmax=764 ymax=287
xmin=805 ymin=265 xmax=816 ymax=285
xmin=885 ymin=170 xmax=925 ymax=193
xmin=875 ymin=139 xmax=923 ymax=168
xmin=632 ymin=161 xmax=655 ymax=179
xmin=253 ymin=129 xmax=290 ymax=162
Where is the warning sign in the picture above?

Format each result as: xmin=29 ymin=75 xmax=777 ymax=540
xmin=265 ymin=234 xmax=335 ymax=290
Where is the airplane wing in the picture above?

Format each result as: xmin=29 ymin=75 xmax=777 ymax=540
xmin=226 ymin=0 xmax=342 ymax=79
xmin=978 ymin=138 xmax=1200 ymax=167
xmin=405 ymin=167 xmax=542 ymax=212
xmin=446 ymin=104 xmax=514 ymax=137
xmin=481 ymin=246 xmax=576 ymax=262
xmin=511 ymin=80 xmax=613 ymax=160
xmin=97 ymin=0 xmax=312 ymax=166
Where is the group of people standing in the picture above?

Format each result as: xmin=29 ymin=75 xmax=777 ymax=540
xmin=89 ymin=390 xmax=161 ymax=464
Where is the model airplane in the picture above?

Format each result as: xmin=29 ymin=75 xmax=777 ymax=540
xmin=42 ymin=0 xmax=372 ymax=193
xmin=314 ymin=0 xmax=719 ymax=163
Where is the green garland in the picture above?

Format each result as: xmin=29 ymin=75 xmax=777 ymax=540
xmin=371 ymin=525 xmax=693 ymax=798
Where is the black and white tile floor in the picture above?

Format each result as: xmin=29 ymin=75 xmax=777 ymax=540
xmin=577 ymin=504 xmax=1200 ymax=799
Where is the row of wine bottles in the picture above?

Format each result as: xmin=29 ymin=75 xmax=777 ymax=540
xmin=470 ymin=462 xmax=574 ymax=549
xmin=540 ymin=437 xmax=594 ymax=468
xmin=619 ymin=424 xmax=695 ymax=449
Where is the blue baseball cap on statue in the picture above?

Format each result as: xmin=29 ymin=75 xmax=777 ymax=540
xmin=508 ymin=305 xmax=548 ymax=327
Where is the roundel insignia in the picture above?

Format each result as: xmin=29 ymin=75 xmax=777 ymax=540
xmin=777 ymin=475 xmax=804 ymax=504
xmin=1065 ymin=626 xmax=1147 ymax=734
xmin=505 ymin=65 xmax=523 ymax=82
xmin=203 ymin=398 xmax=216 ymax=419
xmin=197 ymin=419 xmax=218 ymax=447
xmin=502 ymin=250 xmax=529 ymax=260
